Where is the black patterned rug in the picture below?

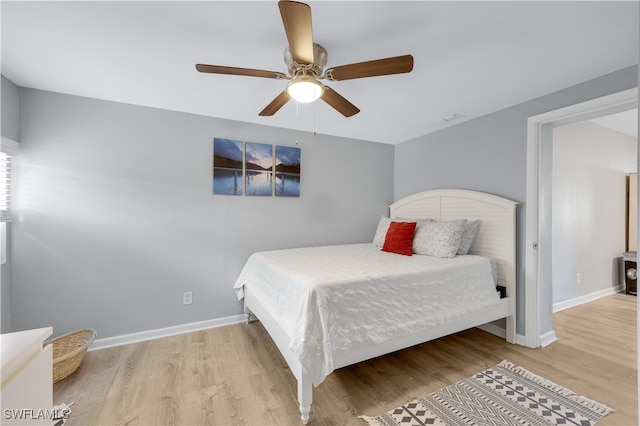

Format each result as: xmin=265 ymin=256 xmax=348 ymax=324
xmin=360 ymin=360 xmax=613 ymax=426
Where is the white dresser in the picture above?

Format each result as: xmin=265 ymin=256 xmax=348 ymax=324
xmin=1 ymin=327 xmax=54 ymax=425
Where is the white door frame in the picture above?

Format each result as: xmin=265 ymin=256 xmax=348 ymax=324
xmin=525 ymin=88 xmax=638 ymax=348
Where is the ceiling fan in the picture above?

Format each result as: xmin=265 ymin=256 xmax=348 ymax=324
xmin=195 ymin=0 xmax=414 ymax=118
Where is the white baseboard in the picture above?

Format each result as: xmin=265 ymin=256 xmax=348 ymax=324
xmin=91 ymin=314 xmax=540 ymax=353
xmin=89 ymin=314 xmax=248 ymax=351
xmin=477 ymin=322 xmax=505 ymax=339
xmin=539 ymin=330 xmax=558 ymax=347
xmin=477 ymin=323 xmax=526 ymax=346
xmin=478 ymin=324 xmax=553 ymax=348
xmin=553 ymin=285 xmax=624 ymax=313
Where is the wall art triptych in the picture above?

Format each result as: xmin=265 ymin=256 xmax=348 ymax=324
xmin=213 ymin=138 xmax=301 ymax=197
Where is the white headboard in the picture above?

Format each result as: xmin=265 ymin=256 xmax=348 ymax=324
xmin=390 ymin=189 xmax=517 ymax=299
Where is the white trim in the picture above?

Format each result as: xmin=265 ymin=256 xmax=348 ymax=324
xmin=553 ymin=286 xmax=625 ymax=313
xmin=525 ymin=88 xmax=638 ymax=349
xmin=525 ymin=114 xmax=542 ymax=348
xmin=539 ymin=330 xmax=558 ymax=348
xmin=88 ymin=314 xmax=247 ymax=351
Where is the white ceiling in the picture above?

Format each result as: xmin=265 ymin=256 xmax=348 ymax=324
xmin=591 ymin=109 xmax=638 ymax=138
xmin=1 ymin=1 xmax=638 ymax=145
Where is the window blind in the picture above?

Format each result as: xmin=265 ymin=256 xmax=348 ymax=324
xmin=0 ymin=151 xmax=10 ymax=214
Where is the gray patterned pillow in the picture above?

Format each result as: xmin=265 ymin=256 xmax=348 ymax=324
xmin=457 ymin=220 xmax=481 ymax=255
xmin=413 ymin=220 xmax=466 ymax=258
xmin=373 ymin=216 xmax=432 ymax=247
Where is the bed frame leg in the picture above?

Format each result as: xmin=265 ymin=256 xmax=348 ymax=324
xmin=299 ymin=404 xmax=311 ymax=425
xmin=298 ymin=371 xmax=312 ymax=424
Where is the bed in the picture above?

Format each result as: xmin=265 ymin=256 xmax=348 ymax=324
xmin=233 ymin=189 xmax=517 ymax=424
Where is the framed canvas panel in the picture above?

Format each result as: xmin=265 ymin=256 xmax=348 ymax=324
xmin=213 ymin=138 xmax=243 ymax=195
xmin=275 ymin=145 xmax=301 ymax=197
xmin=245 ymin=142 xmax=273 ymax=196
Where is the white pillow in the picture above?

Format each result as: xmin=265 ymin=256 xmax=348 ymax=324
xmin=413 ymin=220 xmax=465 ymax=258
xmin=372 ymin=216 xmax=432 ymax=247
xmin=457 ymin=220 xmax=481 ymax=255
xmin=372 ymin=216 xmax=393 ymax=247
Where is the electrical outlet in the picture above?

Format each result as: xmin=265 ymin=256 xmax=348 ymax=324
xmin=183 ymin=292 xmax=193 ymax=305
xmin=576 ymin=273 xmax=581 ymax=284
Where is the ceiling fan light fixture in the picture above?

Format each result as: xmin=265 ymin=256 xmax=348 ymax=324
xmin=287 ymin=76 xmax=323 ymax=103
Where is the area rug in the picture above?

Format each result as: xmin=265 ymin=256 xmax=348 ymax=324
xmin=360 ymin=360 xmax=614 ymax=426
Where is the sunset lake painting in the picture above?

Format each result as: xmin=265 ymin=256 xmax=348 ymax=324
xmin=245 ymin=142 xmax=273 ymax=196
xmin=275 ymin=145 xmax=301 ymax=197
xmin=213 ymin=138 xmax=243 ymax=195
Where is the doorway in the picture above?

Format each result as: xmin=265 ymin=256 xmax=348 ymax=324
xmin=525 ymin=88 xmax=638 ymax=348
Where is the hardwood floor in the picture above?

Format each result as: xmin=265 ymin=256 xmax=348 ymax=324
xmin=54 ymin=293 xmax=637 ymax=425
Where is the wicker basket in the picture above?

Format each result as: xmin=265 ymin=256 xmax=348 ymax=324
xmin=45 ymin=328 xmax=96 ymax=383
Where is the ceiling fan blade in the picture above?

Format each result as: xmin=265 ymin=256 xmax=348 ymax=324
xmin=196 ymin=64 xmax=287 ymax=79
xmin=259 ymin=91 xmax=292 ymax=116
xmin=278 ymin=1 xmax=314 ymax=65
xmin=319 ymin=85 xmax=360 ymax=117
xmin=325 ymin=55 xmax=414 ymax=81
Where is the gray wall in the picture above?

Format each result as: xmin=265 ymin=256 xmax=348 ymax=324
xmin=552 ymin=121 xmax=636 ymax=307
xmin=1 ymin=75 xmax=20 ymax=141
xmin=11 ymin=88 xmax=394 ymax=338
xmin=394 ymin=65 xmax=639 ymax=336
xmin=7 ymin=65 xmax=638 ymax=342
xmin=1 ymin=75 xmax=20 ymax=333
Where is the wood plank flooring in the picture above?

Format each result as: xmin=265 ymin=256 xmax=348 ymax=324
xmin=54 ymin=293 xmax=637 ymax=425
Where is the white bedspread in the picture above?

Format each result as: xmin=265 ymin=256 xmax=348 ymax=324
xmin=233 ymin=243 xmax=500 ymax=386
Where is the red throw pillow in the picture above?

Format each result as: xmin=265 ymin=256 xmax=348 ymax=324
xmin=382 ymin=221 xmax=417 ymax=256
